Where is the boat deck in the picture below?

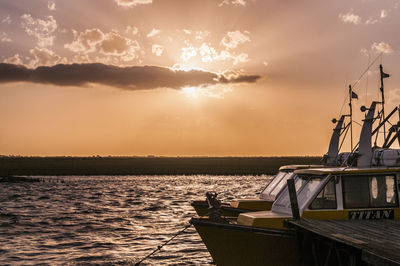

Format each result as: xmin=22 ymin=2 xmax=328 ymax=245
xmin=287 ymin=219 xmax=400 ymax=266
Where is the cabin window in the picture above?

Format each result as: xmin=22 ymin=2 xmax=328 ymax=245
xmin=260 ymin=172 xmax=294 ymax=200
xmin=342 ymin=175 xmax=398 ymax=209
xmin=309 ymin=178 xmax=337 ymax=209
xmin=270 ymin=173 xmax=292 ymax=197
xmin=273 ymin=175 xmax=312 ymax=208
xmin=261 ymin=172 xmax=286 ymax=195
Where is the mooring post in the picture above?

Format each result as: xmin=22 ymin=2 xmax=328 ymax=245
xmin=287 ymin=178 xmax=300 ymax=219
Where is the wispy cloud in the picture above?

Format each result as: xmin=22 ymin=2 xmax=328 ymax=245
xmin=2 ymin=15 xmax=11 ymax=24
xmin=152 ymin=44 xmax=164 ymax=56
xmin=125 ymin=25 xmax=138 ymax=35
xmin=0 ymin=63 xmax=261 ymax=90
xmin=48 ymin=1 xmax=56 ymax=11
xmin=219 ymin=0 xmax=247 ymax=7
xmin=3 ymin=54 xmax=23 ymax=65
xmin=221 ymin=30 xmax=250 ymax=49
xmin=180 ymin=33 xmax=250 ymax=66
xmin=65 ymin=28 xmax=140 ymax=62
xmin=146 ymin=28 xmax=161 ymax=38
xmin=380 ymin=9 xmax=388 ymax=18
xmin=28 ymin=47 xmax=67 ymax=67
xmin=114 ymin=0 xmax=152 ymax=7
xmin=0 ymin=32 xmax=12 ymax=43
xmin=338 ymin=12 xmax=362 ymax=25
xmin=21 ymin=14 xmax=57 ymax=47
xmin=371 ymin=42 xmax=392 ymax=54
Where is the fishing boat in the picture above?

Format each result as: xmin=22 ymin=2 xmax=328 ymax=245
xmin=191 ymin=164 xmax=322 ymax=217
xmin=190 ymin=64 xmax=400 ymax=266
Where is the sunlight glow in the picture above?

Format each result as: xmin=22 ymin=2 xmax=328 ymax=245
xmin=181 ymin=86 xmax=200 ymax=98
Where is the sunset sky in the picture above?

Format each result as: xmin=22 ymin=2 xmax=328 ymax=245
xmin=1 ymin=0 xmax=400 ymax=156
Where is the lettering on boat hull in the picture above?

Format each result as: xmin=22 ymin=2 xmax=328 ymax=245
xmin=349 ymin=209 xmax=394 ymax=220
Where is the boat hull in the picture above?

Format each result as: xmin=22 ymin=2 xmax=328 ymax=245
xmin=190 ymin=218 xmax=299 ymax=266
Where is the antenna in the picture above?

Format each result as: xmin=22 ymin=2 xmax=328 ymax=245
xmin=379 ymin=64 xmax=390 ymax=139
xmin=349 ymin=85 xmax=353 ymax=151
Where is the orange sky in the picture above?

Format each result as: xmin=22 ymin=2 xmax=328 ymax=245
xmin=0 ymin=0 xmax=399 ymax=156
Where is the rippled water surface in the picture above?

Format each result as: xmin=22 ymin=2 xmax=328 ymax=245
xmin=0 ymin=175 xmax=271 ymax=265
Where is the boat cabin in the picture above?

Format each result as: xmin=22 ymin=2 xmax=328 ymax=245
xmin=238 ymin=167 xmax=400 ymax=229
xmin=230 ymin=165 xmax=323 ymax=211
xmin=258 ymin=165 xmax=322 ymax=202
xmin=273 ymin=167 xmax=400 ymax=219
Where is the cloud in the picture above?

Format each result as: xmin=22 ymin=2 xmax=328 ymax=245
xmin=181 ymin=42 xmax=249 ymax=65
xmin=218 ymin=70 xmax=259 ymax=83
xmin=65 ymin=29 xmax=140 ymax=62
xmin=152 ymin=44 xmax=164 ymax=56
xmin=65 ymin=28 xmax=104 ymax=53
xmin=2 ymin=15 xmax=11 ymax=24
xmin=48 ymin=1 xmax=56 ymax=10
xmin=114 ymin=0 xmax=152 ymax=7
xmin=182 ymin=29 xmax=209 ymax=40
xmin=28 ymin=47 xmax=67 ymax=67
xmin=198 ymin=43 xmax=217 ymax=63
xmin=181 ymin=46 xmax=197 ymax=61
xmin=219 ymin=0 xmax=247 ymax=7
xmin=125 ymin=25 xmax=138 ymax=35
xmin=371 ymin=42 xmax=392 ymax=54
xmin=99 ymin=31 xmax=139 ymax=60
xmin=221 ymin=30 xmax=250 ymax=49
xmin=0 ymin=63 xmax=260 ymax=90
xmin=0 ymin=32 xmax=12 ymax=42
xmin=3 ymin=54 xmax=23 ymax=65
xmin=146 ymin=28 xmax=161 ymax=38
xmin=339 ymin=12 xmax=361 ymax=25
xmin=21 ymin=14 xmax=57 ymax=47
xmin=365 ymin=18 xmax=378 ymax=25
xmin=381 ymin=9 xmax=388 ymax=18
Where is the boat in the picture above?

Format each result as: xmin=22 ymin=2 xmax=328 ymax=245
xmin=190 ymin=64 xmax=400 ymax=265
xmin=191 ymin=164 xmax=323 ymax=217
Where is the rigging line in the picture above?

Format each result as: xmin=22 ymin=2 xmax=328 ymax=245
xmin=134 ymin=223 xmax=192 ymax=266
xmin=351 ymin=53 xmax=382 ymax=90
xmin=339 ymin=90 xmax=348 ymax=117
xmin=339 ymin=74 xmax=349 ymax=116
xmin=366 ymin=52 xmax=371 ymax=106
xmin=338 ymin=53 xmax=380 ymax=117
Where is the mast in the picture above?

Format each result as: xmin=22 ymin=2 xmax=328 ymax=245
xmin=349 ymin=85 xmax=353 ymax=151
xmin=358 ymin=102 xmax=377 ymax=168
xmin=379 ymin=64 xmax=387 ymax=139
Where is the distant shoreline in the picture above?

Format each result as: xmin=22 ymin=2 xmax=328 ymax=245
xmin=0 ymin=156 xmax=322 ymax=176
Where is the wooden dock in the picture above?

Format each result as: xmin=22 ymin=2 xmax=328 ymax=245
xmin=287 ymin=219 xmax=400 ymax=266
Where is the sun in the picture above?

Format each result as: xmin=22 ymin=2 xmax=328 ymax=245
xmin=181 ymin=86 xmax=200 ymax=98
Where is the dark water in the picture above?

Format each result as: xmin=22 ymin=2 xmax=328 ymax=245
xmin=0 ymin=175 xmax=271 ymax=265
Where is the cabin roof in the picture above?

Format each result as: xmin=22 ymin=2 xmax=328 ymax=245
xmin=279 ymin=165 xmax=324 ymax=171
xmin=294 ymin=167 xmax=400 ymax=175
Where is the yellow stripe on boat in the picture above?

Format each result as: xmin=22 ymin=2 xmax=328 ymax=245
xmin=229 ymin=198 xmax=273 ymax=211
xmin=237 ymin=211 xmax=291 ymax=229
xmin=302 ymin=210 xmax=348 ymax=220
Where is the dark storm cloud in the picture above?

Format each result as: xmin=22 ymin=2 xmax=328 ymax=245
xmin=0 ymin=63 xmax=261 ymax=90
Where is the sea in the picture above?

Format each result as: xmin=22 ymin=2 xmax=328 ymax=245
xmin=0 ymin=175 xmax=271 ymax=265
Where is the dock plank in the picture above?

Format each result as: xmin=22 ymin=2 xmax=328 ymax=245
xmin=289 ymin=219 xmax=400 ymax=265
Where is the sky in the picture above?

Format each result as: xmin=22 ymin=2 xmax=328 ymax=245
xmin=0 ymin=0 xmax=400 ymax=156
